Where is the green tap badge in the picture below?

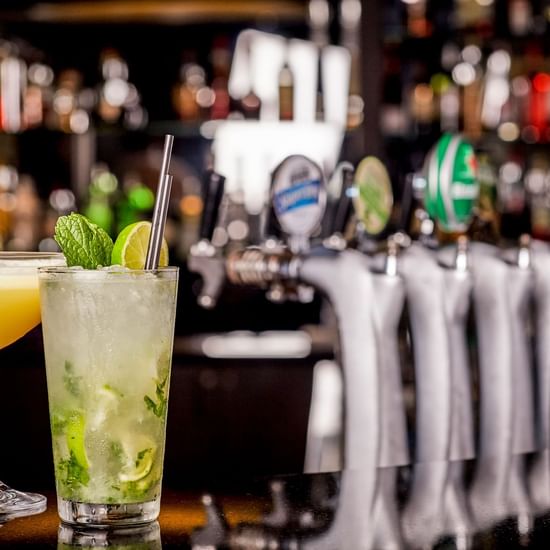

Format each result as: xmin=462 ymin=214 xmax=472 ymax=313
xmin=353 ymin=156 xmax=394 ymax=235
xmin=423 ymin=133 xmax=479 ymax=233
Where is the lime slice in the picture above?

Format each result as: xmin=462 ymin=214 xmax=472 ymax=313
xmin=65 ymin=411 xmax=89 ymax=469
xmin=111 ymin=221 xmax=169 ymax=269
xmin=119 ymin=435 xmax=157 ymax=483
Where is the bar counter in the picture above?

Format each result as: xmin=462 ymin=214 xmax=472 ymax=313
xmin=3 ymin=469 xmax=550 ymax=549
xmin=0 ymin=488 xmax=266 ymax=548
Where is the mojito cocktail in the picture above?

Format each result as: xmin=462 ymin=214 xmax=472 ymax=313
xmin=39 ymin=266 xmax=178 ymax=526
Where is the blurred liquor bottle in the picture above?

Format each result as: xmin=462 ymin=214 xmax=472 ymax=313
xmin=0 ymin=42 xmax=25 ymax=134
xmin=97 ymin=49 xmax=147 ymax=131
xmin=210 ymin=36 xmax=231 ymax=120
xmin=83 ymin=164 xmax=118 ymax=236
xmin=116 ymin=174 xmax=155 ymax=234
xmin=173 ymin=60 xmax=203 ymax=122
xmin=278 ymin=63 xmax=294 ymax=121
xmin=53 ymin=69 xmax=82 ymax=133
xmin=469 ymin=153 xmax=500 ymax=244
xmin=0 ymin=166 xmax=18 ymax=249
xmin=525 ymin=155 xmax=550 ymax=241
xmin=497 ymin=160 xmax=531 ymax=241
xmin=24 ymin=62 xmax=54 ymax=130
xmin=9 ymin=175 xmax=41 ymax=250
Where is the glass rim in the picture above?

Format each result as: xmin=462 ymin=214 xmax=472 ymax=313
xmin=37 ymin=265 xmax=179 ymax=275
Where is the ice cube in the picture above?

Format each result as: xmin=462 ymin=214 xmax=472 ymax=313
xmin=99 ymin=265 xmax=131 ymax=273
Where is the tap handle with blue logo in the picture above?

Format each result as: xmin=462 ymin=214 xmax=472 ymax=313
xmin=199 ymin=171 xmax=226 ymax=242
xmin=270 ymin=155 xmax=327 ymax=251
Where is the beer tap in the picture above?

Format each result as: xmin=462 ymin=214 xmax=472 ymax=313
xmin=348 ymin=156 xmax=407 ymax=550
xmin=300 ymin=155 xmax=407 ymax=550
xmin=401 ymin=134 xmax=478 ymax=548
xmin=190 ymin=153 xmax=381 ymax=548
xmin=468 ymin=238 xmax=535 ymax=535
xmin=419 ymin=138 xmax=536 ymax=538
xmin=188 ymin=170 xmax=226 ymax=309
xmin=529 ymin=240 xmax=550 ymax=512
xmin=304 ymin=163 xmax=355 ymax=475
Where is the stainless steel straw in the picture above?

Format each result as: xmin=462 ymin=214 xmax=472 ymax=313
xmin=145 ymin=134 xmax=174 ymax=269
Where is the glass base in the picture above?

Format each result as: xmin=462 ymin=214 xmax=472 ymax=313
xmin=58 ymin=496 xmax=160 ymax=527
xmin=0 ymin=482 xmax=47 ymax=522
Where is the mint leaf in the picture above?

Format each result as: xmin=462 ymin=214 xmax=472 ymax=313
xmin=57 ymin=450 xmax=90 ymax=489
xmin=144 ymin=376 xmax=168 ymax=418
xmin=54 ymin=213 xmax=113 ymax=269
xmin=50 ymin=410 xmax=67 ymax=436
xmin=63 ymin=360 xmax=82 ymax=397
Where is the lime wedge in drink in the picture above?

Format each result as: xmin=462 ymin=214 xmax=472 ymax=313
xmin=65 ymin=411 xmax=89 ymax=470
xmin=119 ymin=435 xmax=157 ymax=483
xmin=111 ymin=221 xmax=169 ymax=269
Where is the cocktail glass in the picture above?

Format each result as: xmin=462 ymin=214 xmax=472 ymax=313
xmin=0 ymin=251 xmax=65 ymax=522
xmin=38 ymin=266 xmax=178 ymax=527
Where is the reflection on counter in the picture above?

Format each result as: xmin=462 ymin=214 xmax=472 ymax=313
xmin=58 ymin=522 xmax=161 ymax=549
xmin=4 ymin=465 xmax=550 ymax=548
xmin=189 ymin=467 xmax=550 ymax=550
xmin=49 ymin=466 xmax=550 ymax=550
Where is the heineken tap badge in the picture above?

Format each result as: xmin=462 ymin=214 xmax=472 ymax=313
xmin=424 ymin=133 xmax=479 ymax=233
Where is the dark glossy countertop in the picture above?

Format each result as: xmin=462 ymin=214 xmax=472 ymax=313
xmin=0 ymin=488 xmax=266 ymax=548
xmin=4 ymin=468 xmax=550 ymax=549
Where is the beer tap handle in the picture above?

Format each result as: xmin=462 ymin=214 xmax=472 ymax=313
xmin=199 ymin=171 xmax=226 ymax=243
xmin=188 ymin=248 xmax=226 ymax=309
xmin=189 ymin=171 xmax=227 ymax=309
xmin=423 ymin=134 xmax=478 ymax=235
xmin=352 ymin=156 xmax=394 ymax=253
xmin=322 ymin=161 xmax=354 ymax=243
xmin=399 ymin=172 xmax=416 ymax=234
xmin=331 ymin=166 xmax=354 ymax=237
xmin=270 ymin=154 xmax=326 ymax=253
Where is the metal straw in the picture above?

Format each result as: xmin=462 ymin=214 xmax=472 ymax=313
xmin=145 ymin=134 xmax=174 ymax=270
xmin=145 ymin=173 xmax=173 ymax=270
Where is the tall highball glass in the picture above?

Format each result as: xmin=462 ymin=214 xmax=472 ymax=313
xmin=38 ymin=266 xmax=178 ymax=526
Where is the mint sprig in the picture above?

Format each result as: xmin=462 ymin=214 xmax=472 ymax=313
xmin=55 ymin=213 xmax=113 ymax=269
